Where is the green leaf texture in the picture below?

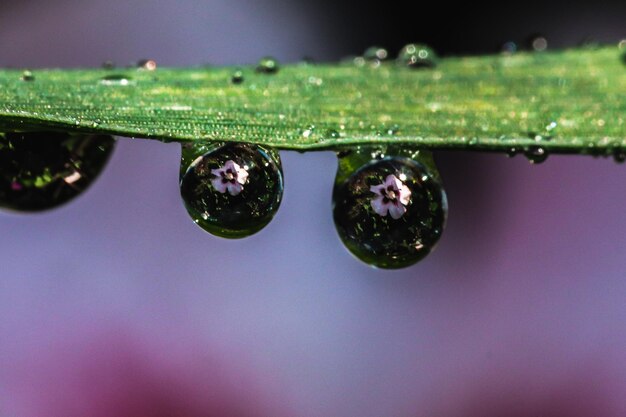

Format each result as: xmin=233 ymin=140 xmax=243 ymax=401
xmin=0 ymin=46 xmax=624 ymax=155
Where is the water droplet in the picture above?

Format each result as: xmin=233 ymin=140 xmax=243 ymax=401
xmin=386 ymin=124 xmax=400 ymax=135
xmin=527 ymin=34 xmax=548 ymax=52
xmin=100 ymin=74 xmax=132 ymax=86
xmin=179 ymin=142 xmax=283 ymax=238
xmin=501 ymin=41 xmax=517 ymax=55
xmin=397 ymin=44 xmax=438 ymax=69
xmin=333 ymin=150 xmax=447 ymax=269
xmin=256 ymin=57 xmax=279 ymax=74
xmin=524 ymin=145 xmax=548 ymax=164
xmin=364 ymin=46 xmax=389 ymax=62
xmin=0 ymin=132 xmax=115 ymax=212
xmin=327 ymin=129 xmax=340 ymax=139
xmin=302 ymin=125 xmax=315 ymax=139
xmin=137 ymin=59 xmax=157 ymax=71
xmin=506 ymin=147 xmax=519 ymax=158
xmin=21 ymin=70 xmax=35 ymax=82
xmin=231 ymin=70 xmax=244 ymax=84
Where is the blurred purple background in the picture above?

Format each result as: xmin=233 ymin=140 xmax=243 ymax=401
xmin=1 ymin=0 xmax=625 ymax=416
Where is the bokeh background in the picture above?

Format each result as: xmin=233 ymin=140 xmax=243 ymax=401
xmin=1 ymin=0 xmax=625 ymax=416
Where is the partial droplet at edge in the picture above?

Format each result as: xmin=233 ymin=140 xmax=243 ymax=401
xmin=0 ymin=132 xmax=116 ymax=213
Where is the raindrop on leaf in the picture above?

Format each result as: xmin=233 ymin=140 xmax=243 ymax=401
xmin=231 ymin=70 xmax=244 ymax=84
xmin=256 ymin=57 xmax=279 ymax=74
xmin=137 ymin=59 xmax=157 ymax=71
xmin=179 ymin=142 xmax=283 ymax=238
xmin=21 ymin=70 xmax=35 ymax=82
xmin=364 ymin=46 xmax=389 ymax=62
xmin=0 ymin=132 xmax=115 ymax=212
xmin=524 ymin=145 xmax=549 ymax=164
xmin=397 ymin=44 xmax=439 ymax=69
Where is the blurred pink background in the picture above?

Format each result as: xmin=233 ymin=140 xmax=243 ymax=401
xmin=0 ymin=1 xmax=625 ymax=416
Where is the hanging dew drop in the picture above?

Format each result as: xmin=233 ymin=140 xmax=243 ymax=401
xmin=332 ymin=147 xmax=447 ymax=269
xmin=0 ymin=132 xmax=115 ymax=212
xmin=327 ymin=129 xmax=340 ymax=139
xmin=179 ymin=142 xmax=283 ymax=238
xmin=397 ymin=44 xmax=438 ymax=69
xmin=524 ymin=145 xmax=548 ymax=164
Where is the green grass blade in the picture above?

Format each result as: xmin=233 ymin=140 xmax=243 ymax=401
xmin=0 ymin=46 xmax=624 ymax=156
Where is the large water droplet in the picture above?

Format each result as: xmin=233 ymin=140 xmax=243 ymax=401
xmin=256 ymin=57 xmax=279 ymax=74
xmin=0 ymin=132 xmax=115 ymax=212
xmin=397 ymin=44 xmax=438 ymax=69
xmin=179 ymin=142 xmax=283 ymax=238
xmin=333 ymin=148 xmax=447 ymax=269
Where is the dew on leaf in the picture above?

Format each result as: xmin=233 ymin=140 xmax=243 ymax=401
xmin=327 ymin=129 xmax=340 ymax=139
xmin=0 ymin=132 xmax=115 ymax=212
xmin=231 ymin=70 xmax=244 ymax=84
xmin=333 ymin=150 xmax=447 ymax=269
xmin=501 ymin=41 xmax=517 ymax=55
xmin=179 ymin=142 xmax=283 ymax=238
xmin=256 ymin=57 xmax=279 ymax=74
xmin=364 ymin=46 xmax=389 ymax=62
xmin=137 ymin=59 xmax=157 ymax=71
xmin=527 ymin=34 xmax=548 ymax=51
xmin=21 ymin=70 xmax=35 ymax=82
xmin=613 ymin=148 xmax=626 ymax=163
xmin=397 ymin=43 xmax=438 ymax=69
xmin=100 ymin=74 xmax=132 ymax=85
xmin=524 ymin=145 xmax=548 ymax=164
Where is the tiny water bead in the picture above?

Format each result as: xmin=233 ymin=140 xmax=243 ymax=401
xmin=136 ymin=59 xmax=157 ymax=71
xmin=100 ymin=74 xmax=132 ymax=86
xmin=363 ymin=46 xmax=389 ymax=62
xmin=0 ymin=132 xmax=115 ymax=212
xmin=333 ymin=149 xmax=447 ymax=269
xmin=527 ymin=34 xmax=548 ymax=52
xmin=524 ymin=145 xmax=548 ymax=164
xmin=256 ymin=57 xmax=279 ymax=74
xmin=21 ymin=70 xmax=35 ymax=82
xmin=397 ymin=44 xmax=438 ymax=69
xmin=179 ymin=142 xmax=283 ymax=238
xmin=231 ymin=70 xmax=244 ymax=84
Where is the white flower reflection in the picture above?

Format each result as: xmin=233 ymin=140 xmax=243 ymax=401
xmin=211 ymin=160 xmax=249 ymax=196
xmin=370 ymin=174 xmax=411 ymax=219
